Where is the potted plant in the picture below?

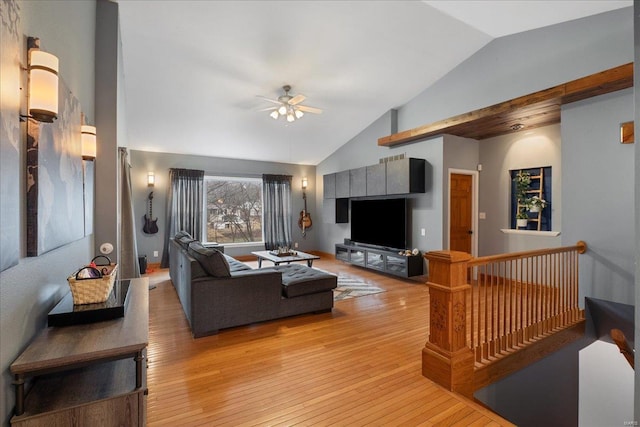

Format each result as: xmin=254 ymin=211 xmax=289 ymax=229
xmin=513 ymin=171 xmax=531 ymax=228
xmin=528 ymin=195 xmax=547 ymax=213
xmin=514 ymin=171 xmax=531 ymax=205
xmin=516 ymin=210 xmax=529 ymax=228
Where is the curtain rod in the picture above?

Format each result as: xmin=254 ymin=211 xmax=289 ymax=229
xmin=204 ymin=172 xmax=263 ymax=179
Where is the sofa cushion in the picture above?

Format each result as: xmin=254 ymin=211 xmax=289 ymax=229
xmin=188 ymin=241 xmax=231 ymax=277
xmin=272 ymin=264 xmax=337 ymax=298
xmin=176 ymin=234 xmax=196 ymax=249
xmin=224 ymin=254 xmax=253 ymax=273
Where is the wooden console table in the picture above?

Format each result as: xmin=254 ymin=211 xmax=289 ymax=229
xmin=10 ymin=277 xmax=149 ymax=426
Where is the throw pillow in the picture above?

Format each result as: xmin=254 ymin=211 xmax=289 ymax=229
xmin=187 ymin=241 xmax=231 ymax=278
xmin=174 ymin=231 xmax=196 ymax=249
xmin=176 ymin=234 xmax=195 ymax=249
xmin=174 ymin=230 xmax=192 ymax=240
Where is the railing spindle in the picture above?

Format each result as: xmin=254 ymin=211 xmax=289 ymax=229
xmin=463 ymin=242 xmax=586 ymax=369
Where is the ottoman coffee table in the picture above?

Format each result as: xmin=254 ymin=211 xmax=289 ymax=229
xmin=252 ymin=250 xmax=320 ymax=268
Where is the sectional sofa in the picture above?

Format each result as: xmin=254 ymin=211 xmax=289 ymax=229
xmin=169 ymin=234 xmax=337 ymax=337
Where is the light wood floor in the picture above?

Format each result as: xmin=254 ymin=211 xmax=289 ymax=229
xmin=145 ymin=256 xmax=514 ymax=426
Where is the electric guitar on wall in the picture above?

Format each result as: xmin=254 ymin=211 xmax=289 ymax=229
xmin=298 ymin=191 xmax=312 ymax=236
xmin=143 ymin=191 xmax=159 ymax=234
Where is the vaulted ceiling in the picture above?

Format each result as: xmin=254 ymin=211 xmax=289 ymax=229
xmin=117 ymin=1 xmax=631 ymax=165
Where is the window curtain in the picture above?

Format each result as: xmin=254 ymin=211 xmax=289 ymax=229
xmin=160 ymin=168 xmax=204 ymax=268
xmin=118 ymin=148 xmax=140 ymax=278
xmin=262 ymin=174 xmax=293 ymax=250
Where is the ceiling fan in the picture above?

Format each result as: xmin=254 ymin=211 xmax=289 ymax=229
xmin=257 ymin=85 xmax=323 ymax=122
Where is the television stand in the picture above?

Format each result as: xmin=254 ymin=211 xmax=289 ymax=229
xmin=335 ymin=243 xmax=423 ymax=278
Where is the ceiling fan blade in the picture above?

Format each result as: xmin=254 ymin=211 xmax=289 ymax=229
xmin=256 ymin=95 xmax=282 ymax=105
xmin=289 ymin=94 xmax=306 ymax=105
xmin=297 ymin=105 xmax=323 ymax=114
xmin=257 ymin=106 xmax=278 ymax=112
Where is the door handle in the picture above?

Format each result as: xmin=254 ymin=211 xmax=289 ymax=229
xmin=468 ymin=230 xmax=473 ymax=235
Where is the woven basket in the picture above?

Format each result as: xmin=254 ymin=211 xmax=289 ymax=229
xmin=68 ymin=263 xmax=118 ymax=305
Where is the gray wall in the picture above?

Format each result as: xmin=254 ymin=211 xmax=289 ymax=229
xmin=94 ymin=0 xmax=120 ymax=263
xmin=398 ymin=7 xmax=633 ymax=133
xmin=479 ymin=124 xmax=562 ymax=256
xmin=0 ymin=1 xmax=96 ymax=424
xmin=129 ymin=150 xmax=317 ymax=261
xmin=561 ymin=88 xmax=635 ymax=306
xmin=442 ymin=134 xmax=479 ymax=253
xmin=315 ymin=111 xmax=445 ymax=261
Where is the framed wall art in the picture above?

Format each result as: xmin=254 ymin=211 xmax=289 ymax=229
xmin=84 ymin=160 xmax=94 ymax=236
xmin=0 ymin=0 xmax=21 ymax=271
xmin=26 ymin=80 xmax=85 ymax=256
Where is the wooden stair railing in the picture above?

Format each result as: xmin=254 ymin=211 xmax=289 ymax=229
xmin=611 ymin=329 xmax=635 ymax=369
xmin=422 ymin=241 xmax=587 ymax=397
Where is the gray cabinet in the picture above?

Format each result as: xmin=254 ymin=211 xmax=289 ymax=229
xmin=386 ymin=158 xmax=426 ymax=195
xmin=323 ymin=173 xmax=336 ymax=199
xmin=335 ymin=171 xmax=350 ymax=198
xmin=349 ymin=167 xmax=367 ymax=197
xmin=322 ymin=198 xmax=348 ymax=224
xmin=322 ymin=158 xmax=425 ymax=224
xmin=366 ymin=163 xmax=386 ymax=196
xmin=335 ymin=244 xmax=423 ymax=278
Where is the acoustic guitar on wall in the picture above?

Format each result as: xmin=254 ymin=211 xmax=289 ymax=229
xmin=143 ymin=191 xmax=159 ymax=234
xmin=298 ymin=191 xmax=312 ymax=236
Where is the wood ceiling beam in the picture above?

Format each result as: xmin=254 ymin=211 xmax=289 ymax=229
xmin=378 ymin=63 xmax=633 ymax=146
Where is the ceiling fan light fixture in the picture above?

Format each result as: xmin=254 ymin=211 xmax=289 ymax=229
xmin=259 ymin=84 xmax=322 ymax=123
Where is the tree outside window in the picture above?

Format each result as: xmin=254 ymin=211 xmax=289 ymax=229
xmin=204 ymin=177 xmax=263 ymax=244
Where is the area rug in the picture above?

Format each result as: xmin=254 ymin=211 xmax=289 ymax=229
xmin=333 ymin=274 xmax=386 ymax=301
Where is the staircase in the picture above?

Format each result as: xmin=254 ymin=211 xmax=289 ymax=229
xmin=421 ymin=241 xmax=587 ymax=396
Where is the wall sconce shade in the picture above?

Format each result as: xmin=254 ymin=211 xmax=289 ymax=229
xmin=28 ymin=49 xmax=59 ymax=123
xmin=301 ymin=177 xmax=308 ymax=190
xmin=81 ymin=125 xmax=96 ymax=160
xmin=148 ymin=171 xmax=155 ymax=187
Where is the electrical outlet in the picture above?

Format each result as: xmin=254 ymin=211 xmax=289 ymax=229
xmin=479 ymin=212 xmax=486 ymax=220
xmin=153 ymin=250 xmax=159 ymax=257
xmin=421 ymin=228 xmax=426 ymax=236
xmin=294 ymin=242 xmax=299 ymax=248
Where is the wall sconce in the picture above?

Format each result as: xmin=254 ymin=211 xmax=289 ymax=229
xmin=620 ymin=121 xmax=634 ymax=144
xmin=81 ymin=125 xmax=97 ymax=160
xmin=301 ymin=177 xmax=308 ymax=190
xmin=25 ymin=38 xmax=59 ymax=123
xmin=147 ymin=171 xmax=155 ymax=187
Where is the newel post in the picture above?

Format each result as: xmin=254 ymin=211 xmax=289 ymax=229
xmin=422 ymin=250 xmax=474 ymax=397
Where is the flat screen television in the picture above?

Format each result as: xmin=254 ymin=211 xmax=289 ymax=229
xmin=350 ymin=198 xmax=407 ymax=250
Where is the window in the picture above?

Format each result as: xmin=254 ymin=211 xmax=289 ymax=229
xmin=510 ymin=166 xmax=552 ymax=231
xmin=203 ymin=176 xmax=263 ymax=245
